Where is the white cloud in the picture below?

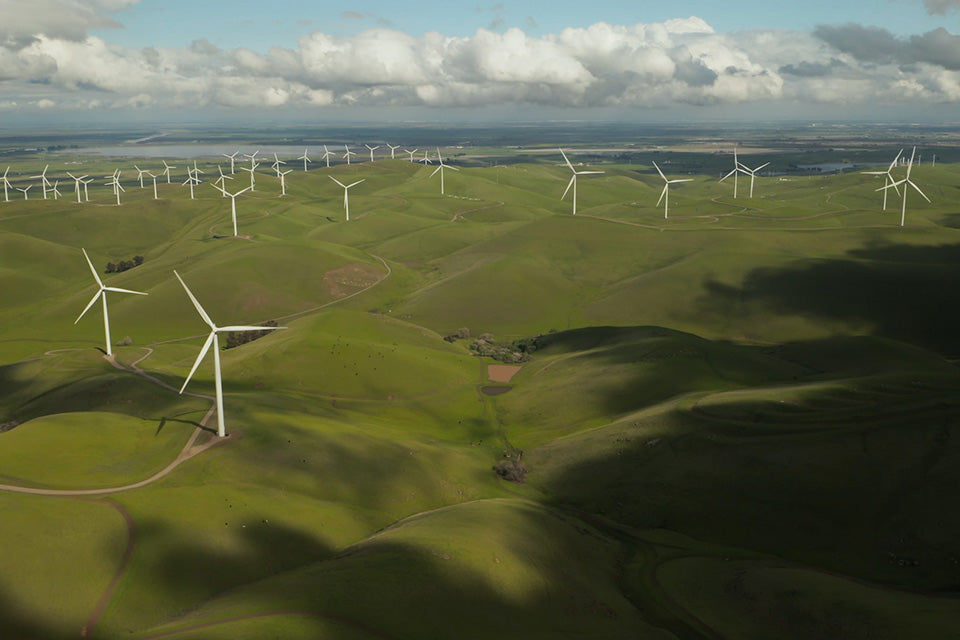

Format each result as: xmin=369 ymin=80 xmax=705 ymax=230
xmin=0 ymin=13 xmax=957 ymax=116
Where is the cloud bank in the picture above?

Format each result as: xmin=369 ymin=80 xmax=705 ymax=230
xmin=0 ymin=2 xmax=958 ymax=118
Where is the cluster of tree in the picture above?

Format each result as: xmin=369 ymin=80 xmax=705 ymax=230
xmin=105 ymin=256 xmax=144 ymax=273
xmin=445 ymin=327 xmax=540 ymax=364
xmin=224 ymin=320 xmax=279 ymax=349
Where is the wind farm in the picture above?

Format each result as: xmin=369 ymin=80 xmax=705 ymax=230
xmin=0 ymin=119 xmax=959 ymax=640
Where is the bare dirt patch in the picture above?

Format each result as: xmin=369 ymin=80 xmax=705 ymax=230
xmin=323 ymin=263 xmax=384 ymax=299
xmin=488 ymin=364 xmax=522 ymax=383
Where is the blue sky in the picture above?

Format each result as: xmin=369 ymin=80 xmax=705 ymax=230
xmin=2 ymin=0 xmax=959 ymax=123
xmin=96 ymin=1 xmax=958 ymax=50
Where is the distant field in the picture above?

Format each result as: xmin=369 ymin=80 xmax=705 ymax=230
xmin=2 ymin=127 xmax=959 ymax=639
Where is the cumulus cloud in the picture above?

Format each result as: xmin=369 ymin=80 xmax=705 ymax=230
xmin=0 ymin=0 xmax=138 ymax=47
xmin=0 ymin=11 xmax=958 ymax=115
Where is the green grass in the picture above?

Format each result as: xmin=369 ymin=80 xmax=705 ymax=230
xmin=2 ymin=149 xmax=960 ymax=639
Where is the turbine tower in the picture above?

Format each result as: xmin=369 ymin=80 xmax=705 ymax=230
xmin=329 ymin=176 xmax=364 ymax=221
xmin=297 ymin=148 xmax=311 ymax=171
xmin=161 ymin=160 xmax=176 ymax=184
xmin=387 ymin=144 xmax=400 ymax=159
xmin=212 ymin=183 xmax=253 ymax=236
xmin=430 ymin=148 xmax=460 ymax=196
xmin=719 ymin=147 xmax=749 ymax=198
xmin=881 ymin=146 xmax=931 ymax=227
xmin=559 ymin=148 xmax=604 ymax=215
xmin=321 ymin=145 xmax=334 ymax=168
xmin=222 ymin=151 xmax=239 ymax=174
xmin=653 ymin=161 xmax=693 ymax=219
xmin=175 ymin=271 xmax=284 ymax=438
xmin=16 ymin=185 xmax=31 ymax=200
xmin=279 ymin=169 xmax=292 ymax=196
xmin=364 ymin=144 xmax=380 ymax=162
xmin=1 ymin=167 xmax=10 ymax=202
xmin=739 ymin=160 xmax=770 ymax=198
xmin=861 ymin=149 xmax=903 ymax=210
xmin=75 ymin=248 xmax=147 ymax=357
xmin=343 ymin=145 xmax=357 ymax=165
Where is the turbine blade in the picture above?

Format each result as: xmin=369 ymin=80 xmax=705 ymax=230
xmin=347 ymin=179 xmax=365 ymax=188
xmin=104 ymin=286 xmax=148 ymax=296
xmin=652 ymin=161 xmax=667 ymax=181
xmin=81 ymin=248 xmax=103 ymax=287
xmin=561 ymin=175 xmax=576 ymax=200
xmin=220 ymin=325 xmax=286 ymax=332
xmin=559 ymin=148 xmax=574 ymax=171
xmin=430 ymin=166 xmax=442 ymax=177
xmin=174 ymin=271 xmax=216 ymax=329
xmin=329 ymin=176 xmax=346 ymax=188
xmin=657 ymin=185 xmax=667 ymax=206
xmin=180 ymin=331 xmax=216 ymax=393
xmin=75 ymin=290 xmax=102 ymax=324
xmin=909 ymin=180 xmax=931 ymax=203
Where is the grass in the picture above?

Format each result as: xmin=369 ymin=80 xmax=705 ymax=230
xmin=2 ymin=147 xmax=959 ymax=639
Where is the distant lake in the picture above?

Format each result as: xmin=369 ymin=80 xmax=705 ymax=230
xmin=64 ymin=144 xmax=325 ymax=159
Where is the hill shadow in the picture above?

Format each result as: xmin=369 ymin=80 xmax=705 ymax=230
xmin=699 ymin=242 xmax=960 ymax=357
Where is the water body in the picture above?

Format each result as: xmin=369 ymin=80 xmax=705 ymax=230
xmin=795 ymin=162 xmax=856 ymax=173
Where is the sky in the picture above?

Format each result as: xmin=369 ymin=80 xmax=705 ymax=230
xmin=1 ymin=0 xmax=960 ymax=125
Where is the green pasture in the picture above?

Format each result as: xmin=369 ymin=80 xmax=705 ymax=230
xmin=1 ymin=144 xmax=959 ymax=639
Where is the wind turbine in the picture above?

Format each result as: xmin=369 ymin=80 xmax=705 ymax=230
xmin=297 ymin=148 xmax=311 ymax=171
xmin=343 ymin=145 xmax=357 ymax=165
xmin=239 ymin=161 xmax=258 ymax=191
xmin=31 ymin=165 xmax=52 ymax=199
xmin=1 ymin=167 xmax=10 ymax=202
xmin=559 ymin=148 xmax=604 ymax=215
xmin=213 ymin=183 xmax=252 ymax=236
xmin=81 ymin=177 xmax=93 ymax=202
xmin=223 ymin=151 xmax=239 ymax=174
xmin=214 ymin=165 xmax=233 ymax=195
xmin=719 ymin=147 xmax=749 ymax=198
xmin=321 ymin=145 xmax=334 ymax=168
xmin=183 ymin=168 xmax=201 ymax=200
xmin=881 ymin=146 xmax=931 ymax=227
xmin=387 ymin=144 xmax=400 ymax=159
xmin=75 ymin=248 xmax=147 ymax=357
xmin=161 ymin=160 xmax=176 ymax=184
xmin=106 ymin=170 xmax=124 ymax=205
xmin=652 ymin=161 xmax=693 ymax=219
xmin=329 ymin=176 xmax=364 ymax=221
xmin=174 ymin=270 xmax=284 ymax=438
xmin=430 ymin=148 xmax=460 ymax=196
xmin=147 ymin=172 xmax=159 ymax=200
xmin=739 ymin=160 xmax=770 ymax=198
xmin=66 ymin=173 xmax=88 ymax=203
xmin=134 ymin=165 xmax=148 ymax=188
xmin=419 ymin=150 xmax=432 ymax=165
xmin=16 ymin=185 xmax=31 ymax=200
xmin=364 ymin=144 xmax=380 ymax=162
xmin=404 ymin=148 xmax=419 ymax=162
xmin=271 ymin=153 xmax=286 ymax=177
xmin=51 ymin=180 xmax=62 ymax=200
xmin=861 ymin=149 xmax=903 ymax=210
xmin=278 ymin=168 xmax=293 ymax=196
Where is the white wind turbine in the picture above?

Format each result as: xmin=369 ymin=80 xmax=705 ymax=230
xmin=404 ymin=148 xmax=419 ymax=162
xmin=134 ymin=165 xmax=148 ymax=188
xmin=419 ymin=150 xmax=432 ymax=165
xmin=214 ymin=165 xmax=233 ymax=195
xmin=67 ymin=172 xmax=92 ymax=203
xmin=75 ymin=248 xmax=147 ymax=357
xmin=559 ymin=148 xmax=604 ymax=215
xmin=719 ymin=147 xmax=750 ymax=198
xmin=212 ymin=183 xmax=253 ymax=236
xmin=161 ymin=160 xmax=176 ymax=184
xmin=81 ymin=177 xmax=93 ymax=202
xmin=51 ymin=180 xmax=62 ymax=200
xmin=297 ymin=148 xmax=311 ymax=171
xmin=106 ymin=170 xmax=124 ymax=205
xmin=881 ymin=146 xmax=931 ymax=227
xmin=16 ymin=185 xmax=32 ymax=200
xmin=183 ymin=167 xmax=201 ymax=200
xmin=31 ymin=165 xmax=52 ymax=199
xmin=1 ymin=167 xmax=10 ymax=202
xmin=147 ymin=171 xmax=159 ymax=199
xmin=329 ymin=176 xmax=364 ymax=221
xmin=223 ymin=151 xmax=239 ymax=174
xmin=387 ymin=144 xmax=400 ymax=159
xmin=739 ymin=159 xmax=770 ymax=198
xmin=861 ymin=149 xmax=903 ymax=210
xmin=343 ymin=145 xmax=357 ymax=165
xmin=430 ymin=148 xmax=460 ymax=195
xmin=364 ymin=144 xmax=380 ymax=162
xmin=653 ymin=161 xmax=693 ymax=219
xmin=271 ymin=152 xmax=286 ymax=177
xmin=240 ymin=161 xmax=258 ymax=191
xmin=321 ymin=144 xmax=334 ymax=168
xmin=278 ymin=168 xmax=293 ymax=196
xmin=174 ymin=270 xmax=284 ymax=438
